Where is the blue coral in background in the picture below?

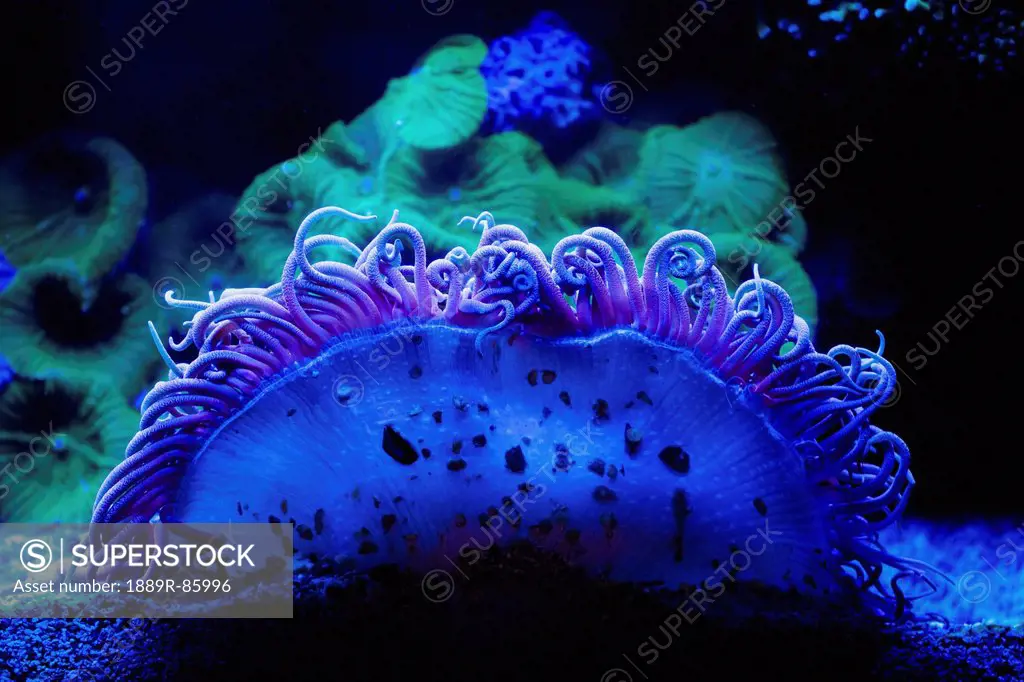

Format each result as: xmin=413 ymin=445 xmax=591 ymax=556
xmin=756 ymin=1 xmax=1020 ymax=73
xmin=481 ymin=12 xmax=601 ymax=135
xmin=0 ymin=250 xmax=13 ymax=293
xmin=0 ymin=251 xmax=14 ymax=391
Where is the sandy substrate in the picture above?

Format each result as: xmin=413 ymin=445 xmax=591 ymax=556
xmin=1 ymin=546 xmax=1021 ymax=682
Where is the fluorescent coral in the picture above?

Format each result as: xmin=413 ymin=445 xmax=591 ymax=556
xmin=758 ymin=1 xmax=1020 ymax=74
xmin=385 ymin=35 xmax=490 ymax=152
xmin=481 ymin=11 xmax=600 ymax=134
xmin=634 ymin=112 xmax=791 ymax=244
xmin=95 ymin=205 xmax=920 ymax=618
xmin=0 ymin=134 xmax=147 ymax=289
xmin=0 ymin=259 xmax=156 ymax=396
xmin=0 ymin=376 xmax=135 ymax=522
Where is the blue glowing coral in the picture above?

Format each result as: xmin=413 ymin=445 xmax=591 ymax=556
xmin=94 ymin=205 xmax=927 ymax=619
xmin=481 ymin=12 xmax=600 ymax=133
xmin=0 ymin=251 xmax=16 ymax=391
xmin=758 ymin=1 xmax=1019 ymax=72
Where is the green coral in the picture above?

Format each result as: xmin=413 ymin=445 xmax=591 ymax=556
xmin=0 ymin=134 xmax=147 ymax=289
xmin=142 ymin=192 xmax=246 ymax=300
xmin=560 ymin=122 xmax=643 ymax=189
xmin=0 ymin=259 xmax=157 ymax=396
xmin=634 ymin=112 xmax=790 ymax=242
xmin=0 ymin=376 xmax=135 ymax=522
xmin=390 ymin=35 xmax=490 ymax=152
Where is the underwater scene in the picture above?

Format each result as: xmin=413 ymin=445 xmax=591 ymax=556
xmin=1 ymin=0 xmax=1022 ymax=679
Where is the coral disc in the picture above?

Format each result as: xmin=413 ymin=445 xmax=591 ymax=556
xmin=94 ymin=206 xmax=920 ymax=616
xmin=173 ymin=323 xmax=830 ymax=589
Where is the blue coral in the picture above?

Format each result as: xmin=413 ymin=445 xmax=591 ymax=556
xmin=757 ymin=1 xmax=1019 ymax=73
xmin=0 ymin=250 xmax=14 ymax=391
xmin=481 ymin=12 xmax=600 ymax=134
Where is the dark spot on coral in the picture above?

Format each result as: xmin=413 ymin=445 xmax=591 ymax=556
xmin=477 ymin=403 xmax=490 ymax=414
xmin=542 ymin=406 xmax=552 ymax=419
xmin=712 ymin=559 xmax=721 ymax=569
xmin=381 ymin=514 xmax=397 ymax=534
xmin=673 ymin=536 xmax=683 ymax=563
xmin=280 ymin=500 xmax=288 ymax=514
xmin=625 ymin=424 xmax=642 ymax=457
xmin=803 ymin=574 xmax=817 ymax=589
xmin=422 ymin=448 xmax=432 ymax=459
xmin=236 ymin=502 xmax=243 ymax=517
xmin=289 ymin=518 xmax=296 ymax=526
xmin=286 ymin=408 xmax=296 ymax=417
xmin=455 ymin=513 xmax=467 ymax=528
xmin=447 ymin=458 xmax=467 ymax=472
xmin=592 ymin=398 xmax=610 ymax=422
xmin=753 ymin=498 xmax=768 ymax=516
xmin=607 ymin=466 xmax=618 ymax=481
xmin=593 ymin=486 xmax=618 ymax=503
xmin=411 ymin=334 xmax=423 ymax=345
xmin=432 ymin=411 xmax=443 ymax=424
xmin=527 ymin=369 xmax=539 ymax=386
xmin=472 ymin=434 xmax=487 ymax=447
xmin=624 ymin=400 xmax=634 ymax=409
xmin=522 ymin=436 xmax=532 ymax=445
xmin=659 ymin=446 xmax=690 ymax=474
xmin=558 ymin=391 xmax=571 ymax=407
xmin=358 ymin=541 xmax=379 ymax=555
xmin=382 ymin=425 xmax=419 ymax=465
xmin=393 ymin=496 xmax=404 ymax=504
xmin=565 ymin=529 xmax=581 ymax=545
xmin=518 ymin=482 xmax=535 ymax=494
xmin=372 ymin=497 xmax=381 ymax=509
xmin=587 ymin=459 xmax=606 ymax=477
xmin=452 ymin=440 xmax=463 ymax=455
xmin=505 ymin=446 xmax=527 ymax=473
xmin=409 ymin=366 xmax=423 ymax=379
xmin=268 ymin=515 xmax=281 ymax=524
xmin=452 ymin=396 xmax=468 ymax=411
xmin=477 ymin=513 xmax=491 ymax=527
xmin=783 ymin=569 xmax=793 ymax=581
xmin=649 ymin=366 xmax=659 ymax=374
xmin=357 ymin=527 xmax=371 ymax=538
xmin=554 ymin=444 xmax=571 ymax=471
xmin=637 ymin=391 xmax=653 ymax=406
xmin=489 ymin=424 xmax=495 ymax=431
xmin=314 ymin=509 xmax=325 ymax=535
xmin=541 ymin=370 xmax=556 ymax=384
xmin=297 ymin=525 xmax=314 ymax=541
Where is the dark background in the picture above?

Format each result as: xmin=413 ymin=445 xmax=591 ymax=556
xmin=7 ymin=0 xmax=1022 ymax=520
